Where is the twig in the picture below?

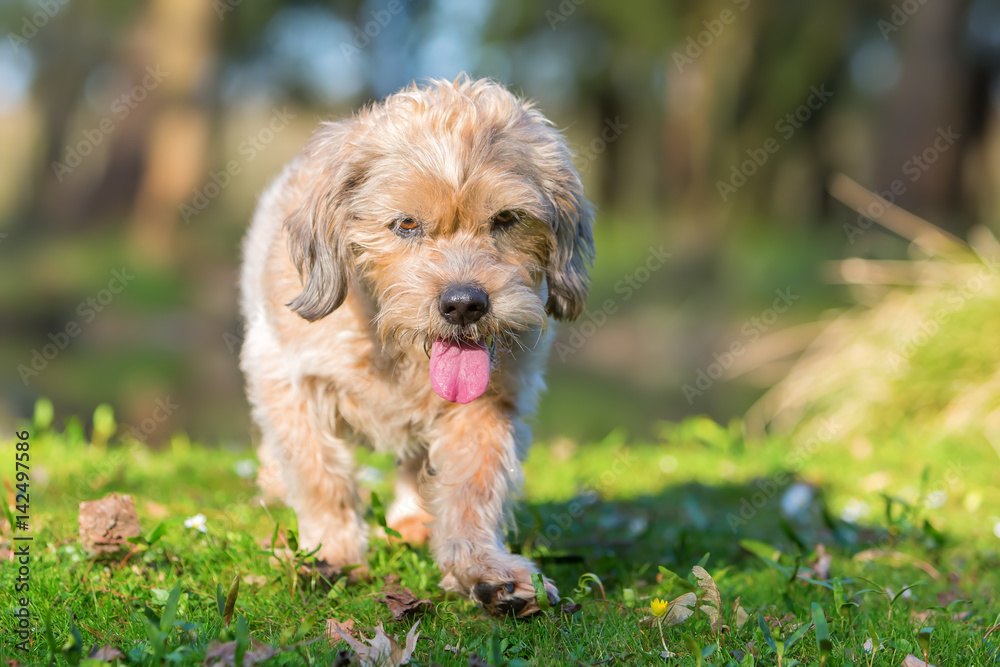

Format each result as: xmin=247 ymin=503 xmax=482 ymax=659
xmin=828 ymin=174 xmax=968 ymax=256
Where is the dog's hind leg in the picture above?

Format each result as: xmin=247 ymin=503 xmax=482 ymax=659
xmin=250 ymin=374 xmax=368 ymax=570
xmin=386 ymin=451 xmax=434 ymax=544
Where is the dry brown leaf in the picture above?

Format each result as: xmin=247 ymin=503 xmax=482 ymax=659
xmin=88 ymin=645 xmax=124 ymax=661
xmin=379 ymin=584 xmax=432 ymax=621
xmin=332 ymin=621 xmax=420 ymax=667
xmin=78 ymin=494 xmax=142 ymax=554
xmin=692 ymin=566 xmax=722 ymax=630
xmin=203 ymin=639 xmax=277 ymax=666
xmin=735 ymin=605 xmax=751 ymax=629
xmin=900 ymin=655 xmax=937 ymax=667
xmin=664 ymin=592 xmax=697 ymax=627
xmin=561 ymin=602 xmax=582 ymax=615
xmin=327 ymin=618 xmax=357 ymax=645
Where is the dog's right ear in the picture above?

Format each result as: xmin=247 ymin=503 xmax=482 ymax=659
xmin=285 ymin=121 xmax=364 ymax=322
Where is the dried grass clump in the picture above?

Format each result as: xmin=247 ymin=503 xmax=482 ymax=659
xmin=745 ymin=175 xmax=1000 ymax=447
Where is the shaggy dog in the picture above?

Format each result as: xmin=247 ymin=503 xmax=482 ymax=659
xmin=239 ymin=76 xmax=593 ymax=617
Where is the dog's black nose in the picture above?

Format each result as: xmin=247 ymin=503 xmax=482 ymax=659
xmin=439 ymin=284 xmax=489 ymax=326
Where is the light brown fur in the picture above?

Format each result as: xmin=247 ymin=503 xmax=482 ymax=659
xmin=240 ymin=76 xmax=593 ymax=616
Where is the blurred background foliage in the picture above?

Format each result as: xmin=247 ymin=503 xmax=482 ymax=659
xmin=2 ymin=0 xmax=1000 ymax=447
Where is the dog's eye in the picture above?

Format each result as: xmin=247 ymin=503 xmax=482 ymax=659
xmin=392 ymin=217 xmax=422 ymax=238
xmin=491 ymin=210 xmax=521 ymax=231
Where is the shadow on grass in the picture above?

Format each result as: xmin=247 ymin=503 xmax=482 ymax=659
xmin=513 ymin=478 xmax=894 ymax=593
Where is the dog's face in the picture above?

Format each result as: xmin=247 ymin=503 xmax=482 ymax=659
xmin=284 ymin=78 xmax=593 ymax=401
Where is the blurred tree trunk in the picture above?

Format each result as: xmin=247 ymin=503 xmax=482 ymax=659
xmin=128 ymin=0 xmax=217 ymax=265
xmin=874 ymin=0 xmax=966 ymax=233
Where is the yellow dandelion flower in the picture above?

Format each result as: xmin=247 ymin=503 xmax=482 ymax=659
xmin=651 ymin=598 xmax=668 ymax=617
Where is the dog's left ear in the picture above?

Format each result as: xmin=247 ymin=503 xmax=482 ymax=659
xmin=285 ymin=120 xmax=364 ymax=322
xmin=541 ymin=156 xmax=595 ymax=322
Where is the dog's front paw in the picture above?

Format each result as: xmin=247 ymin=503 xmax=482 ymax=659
xmin=472 ymin=575 xmax=558 ymax=617
xmin=450 ymin=556 xmax=559 ymax=617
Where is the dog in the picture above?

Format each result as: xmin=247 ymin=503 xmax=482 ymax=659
xmin=239 ymin=76 xmax=594 ymax=617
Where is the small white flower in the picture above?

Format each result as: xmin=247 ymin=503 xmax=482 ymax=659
xmin=993 ymin=519 xmax=1000 ymax=539
xmin=841 ymin=498 xmax=870 ymax=523
xmin=233 ymin=459 xmax=258 ymax=479
xmin=184 ymin=513 xmax=207 ymax=533
xmin=659 ymin=455 xmax=678 ymax=474
xmin=781 ymin=483 xmax=813 ymax=517
xmin=924 ymin=490 xmax=947 ymax=509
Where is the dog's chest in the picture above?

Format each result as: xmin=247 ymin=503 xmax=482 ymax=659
xmin=331 ymin=346 xmax=436 ymax=454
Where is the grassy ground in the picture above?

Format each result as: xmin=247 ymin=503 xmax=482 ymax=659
xmin=1 ymin=406 xmax=999 ymax=666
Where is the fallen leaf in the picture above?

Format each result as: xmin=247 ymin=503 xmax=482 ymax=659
xmin=88 ymin=645 xmax=124 ymax=661
xmin=444 ymin=644 xmax=459 ymax=654
xmin=78 ymin=494 xmax=142 ymax=554
xmin=560 ymin=602 xmax=582 ymax=615
xmin=863 ymin=638 xmax=875 ymax=653
xmin=379 ymin=584 xmax=432 ymax=621
xmin=327 ymin=618 xmax=357 ymax=644
xmin=333 ymin=621 xmax=420 ymax=667
xmin=203 ymin=639 xmax=277 ymax=666
xmin=735 ymin=605 xmax=751 ymax=629
xmin=664 ymin=592 xmax=697 ymax=627
xmin=692 ymin=566 xmax=722 ymax=631
xmin=912 ymin=610 xmax=935 ymax=624
xmin=900 ymin=655 xmax=937 ymax=667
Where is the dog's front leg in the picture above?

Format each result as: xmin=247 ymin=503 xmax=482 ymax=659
xmin=424 ymin=402 xmax=559 ymax=617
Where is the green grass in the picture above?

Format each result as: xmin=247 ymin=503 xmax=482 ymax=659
xmin=1 ymin=407 xmax=999 ymax=666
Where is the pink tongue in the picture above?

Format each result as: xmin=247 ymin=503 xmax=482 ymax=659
xmin=429 ymin=339 xmax=491 ymax=404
